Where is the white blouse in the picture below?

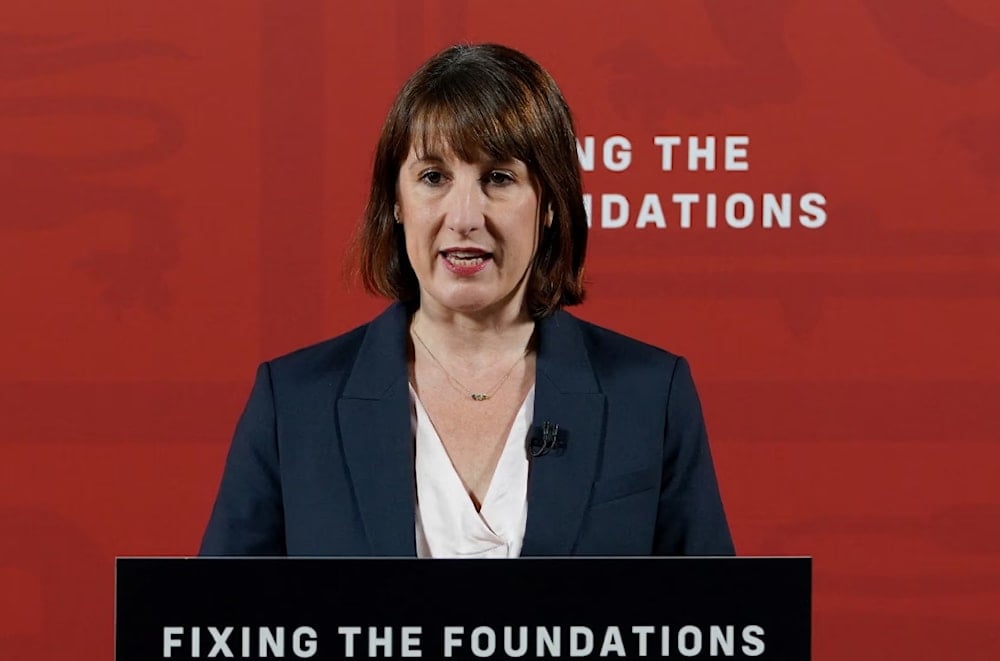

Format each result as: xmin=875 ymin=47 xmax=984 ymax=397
xmin=411 ymin=385 xmax=533 ymax=558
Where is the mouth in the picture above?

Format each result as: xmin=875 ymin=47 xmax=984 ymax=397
xmin=440 ymin=248 xmax=493 ymax=274
xmin=441 ymin=248 xmax=492 ymax=264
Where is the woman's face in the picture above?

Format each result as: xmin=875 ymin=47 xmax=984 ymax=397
xmin=396 ymin=143 xmax=542 ymax=321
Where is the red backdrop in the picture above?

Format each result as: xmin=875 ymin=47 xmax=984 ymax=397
xmin=2 ymin=1 xmax=999 ymax=659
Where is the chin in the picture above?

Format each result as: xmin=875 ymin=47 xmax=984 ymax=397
xmin=426 ymin=291 xmax=509 ymax=316
xmin=439 ymin=297 xmax=497 ymax=314
xmin=421 ymin=280 xmax=526 ymax=317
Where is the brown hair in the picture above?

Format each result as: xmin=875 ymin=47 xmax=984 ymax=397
xmin=353 ymin=43 xmax=587 ymax=318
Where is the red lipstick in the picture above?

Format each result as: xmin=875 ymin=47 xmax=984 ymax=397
xmin=440 ymin=248 xmax=492 ymax=276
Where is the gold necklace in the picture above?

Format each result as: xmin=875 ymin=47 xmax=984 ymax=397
xmin=411 ymin=327 xmax=528 ymax=402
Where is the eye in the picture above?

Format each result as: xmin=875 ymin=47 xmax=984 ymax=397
xmin=419 ymin=170 xmax=445 ymax=186
xmin=484 ymin=170 xmax=515 ymax=186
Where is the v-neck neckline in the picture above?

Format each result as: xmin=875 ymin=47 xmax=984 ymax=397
xmin=410 ymin=384 xmax=534 ymax=557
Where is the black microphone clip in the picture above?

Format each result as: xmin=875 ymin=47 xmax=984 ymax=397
xmin=528 ymin=421 xmax=563 ymax=457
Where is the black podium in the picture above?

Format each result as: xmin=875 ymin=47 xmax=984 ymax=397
xmin=117 ymin=557 xmax=810 ymax=660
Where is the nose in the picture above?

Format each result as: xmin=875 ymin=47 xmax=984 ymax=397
xmin=444 ymin=174 xmax=487 ymax=235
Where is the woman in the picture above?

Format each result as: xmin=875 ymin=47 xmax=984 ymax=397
xmin=201 ymin=44 xmax=733 ymax=557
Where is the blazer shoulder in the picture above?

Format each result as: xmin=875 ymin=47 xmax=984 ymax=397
xmin=567 ymin=313 xmax=683 ymax=368
xmin=261 ymin=302 xmax=410 ymax=399
xmin=553 ymin=312 xmax=696 ymax=402
xmin=264 ymin=322 xmax=370 ymax=387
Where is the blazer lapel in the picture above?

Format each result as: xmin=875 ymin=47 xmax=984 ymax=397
xmin=337 ymin=303 xmax=417 ymax=556
xmin=521 ymin=312 xmax=606 ymax=556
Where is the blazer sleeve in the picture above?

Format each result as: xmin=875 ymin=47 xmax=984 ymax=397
xmin=654 ymin=356 xmax=735 ymax=555
xmin=200 ymin=363 xmax=287 ymax=555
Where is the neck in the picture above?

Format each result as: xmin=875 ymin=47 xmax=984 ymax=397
xmin=411 ymin=306 xmax=535 ymax=369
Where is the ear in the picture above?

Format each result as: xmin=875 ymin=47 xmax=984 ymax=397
xmin=544 ymin=205 xmax=554 ymax=228
xmin=393 ymin=203 xmax=401 ymax=223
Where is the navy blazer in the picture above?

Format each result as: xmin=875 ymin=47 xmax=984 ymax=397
xmin=201 ymin=303 xmax=734 ymax=556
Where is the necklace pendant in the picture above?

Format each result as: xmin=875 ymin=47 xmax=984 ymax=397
xmin=471 ymin=393 xmax=489 ymax=402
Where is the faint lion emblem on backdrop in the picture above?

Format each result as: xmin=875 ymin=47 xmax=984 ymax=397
xmin=0 ymin=33 xmax=188 ymax=317
xmin=589 ymin=0 xmax=1000 ymax=338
